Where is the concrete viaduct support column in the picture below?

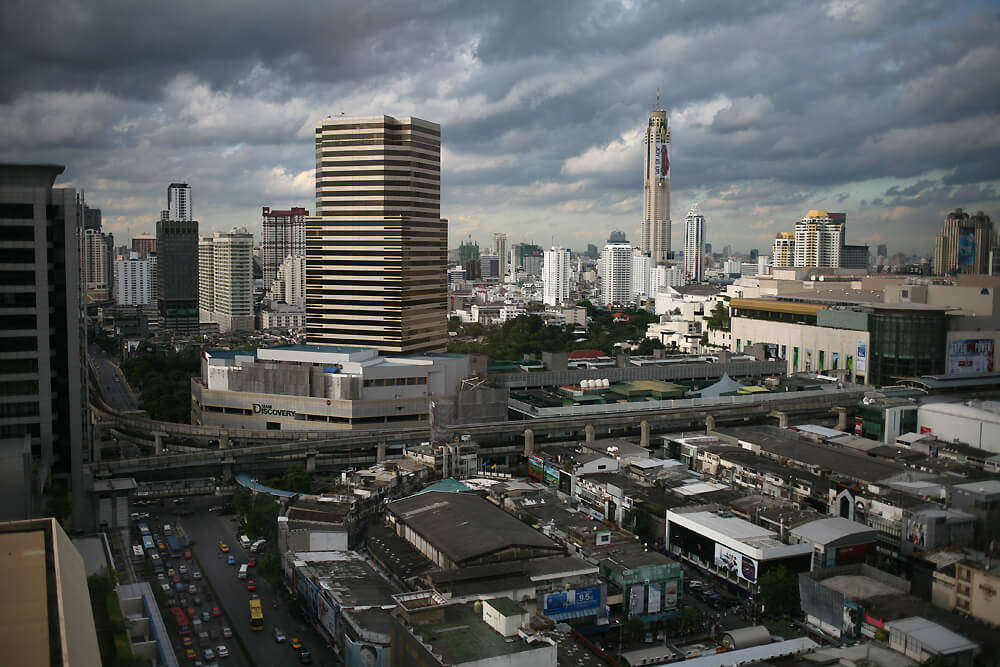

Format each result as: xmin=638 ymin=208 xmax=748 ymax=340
xmin=523 ymin=429 xmax=534 ymax=457
xmin=705 ymin=415 xmax=716 ymax=432
xmin=833 ymin=406 xmax=850 ymax=432
xmin=377 ymin=442 xmax=386 ymax=463
xmin=219 ymin=431 xmax=230 ymax=449
xmin=305 ymin=451 xmax=317 ymax=474
xmin=222 ymin=458 xmax=234 ymax=484
xmin=640 ymin=420 xmax=650 ymax=449
xmin=585 ymin=424 xmax=595 ymax=443
xmin=771 ymin=411 xmax=789 ymax=429
xmin=153 ymin=432 xmax=167 ymax=456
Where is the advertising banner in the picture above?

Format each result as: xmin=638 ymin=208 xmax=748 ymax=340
xmin=543 ymin=464 xmax=560 ymax=487
xmin=629 ymin=585 xmax=646 ymax=616
xmin=543 ymin=585 xmax=602 ymax=617
xmin=715 ymin=544 xmax=742 ymax=579
xmin=647 ymin=583 xmax=662 ymax=614
xmin=664 ymin=580 xmax=678 ymax=609
xmin=345 ymin=636 xmax=385 ymax=667
xmin=741 ymin=554 xmax=758 ymax=582
xmin=958 ymin=228 xmax=976 ymax=266
xmin=948 ymin=338 xmax=995 ymax=374
xmin=836 ymin=543 xmax=869 ymax=565
xmin=654 ymin=141 xmax=670 ymax=179
xmin=528 ymin=454 xmax=544 ymax=480
xmin=856 ymin=340 xmax=867 ymax=372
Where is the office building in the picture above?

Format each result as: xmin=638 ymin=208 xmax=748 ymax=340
xmin=493 ymin=232 xmax=508 ymax=277
xmin=640 ymin=105 xmax=671 ymax=263
xmin=131 ymin=233 xmax=156 ymax=257
xmin=0 ymin=164 xmax=87 ymax=523
xmin=83 ymin=228 xmax=110 ymax=302
xmin=683 ymin=205 xmax=705 ymax=282
xmin=600 ymin=242 xmax=633 ymax=305
xmin=307 ymin=115 xmax=447 ymax=354
xmin=167 ymin=182 xmax=192 ymax=222
xmin=841 ymin=244 xmax=870 ymax=270
xmin=772 ymin=232 xmax=794 ymax=268
xmin=262 ymin=206 xmax=307 ymax=289
xmin=114 ymin=252 xmax=153 ymax=306
xmin=516 ymin=243 xmax=543 ymax=276
xmin=793 ymin=210 xmax=845 ymax=268
xmin=156 ymin=218 xmax=199 ymax=333
xmin=934 ymin=208 xmax=994 ymax=276
xmin=876 ymin=243 xmax=888 ymax=259
xmin=480 ymin=252 xmax=500 ymax=280
xmin=0 ymin=518 xmax=101 ymax=666
xmin=542 ymin=246 xmax=570 ymax=306
xmin=198 ymin=228 xmax=254 ymax=333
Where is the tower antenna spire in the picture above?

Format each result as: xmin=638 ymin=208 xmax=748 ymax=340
xmin=656 ymin=88 xmax=661 ymax=110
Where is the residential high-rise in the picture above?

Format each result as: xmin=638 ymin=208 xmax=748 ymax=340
xmin=131 ymin=233 xmax=156 ymax=257
xmin=793 ymin=210 xmax=845 ymax=268
xmin=632 ymin=251 xmax=653 ymax=298
xmin=270 ymin=255 xmax=306 ymax=306
xmin=683 ymin=205 xmax=705 ymax=283
xmin=772 ymin=232 xmax=795 ymax=268
xmin=262 ymin=206 xmax=307 ymax=289
xmin=0 ymin=164 xmax=87 ymax=523
xmin=167 ymin=183 xmax=192 ymax=222
xmin=83 ymin=228 xmax=109 ymax=302
xmin=114 ymin=252 xmax=153 ymax=306
xmin=198 ymin=228 xmax=254 ymax=332
xmin=156 ymin=218 xmax=199 ymax=333
xmin=609 ymin=230 xmax=628 ymax=244
xmin=640 ymin=105 xmax=671 ymax=263
xmin=492 ymin=233 xmax=508 ymax=277
xmin=600 ymin=242 xmax=633 ymax=306
xmin=307 ymin=115 xmax=447 ymax=354
xmin=542 ymin=246 xmax=571 ymax=306
xmin=934 ymin=208 xmax=994 ymax=276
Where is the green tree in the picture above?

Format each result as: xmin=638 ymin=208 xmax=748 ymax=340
xmin=676 ymin=606 xmax=702 ymax=633
xmin=265 ymin=464 xmax=311 ymax=494
xmin=120 ymin=348 xmax=201 ymax=423
xmin=448 ymin=316 xmax=463 ymax=332
xmin=758 ymin=566 xmax=800 ymax=618
xmin=706 ymin=302 xmax=731 ymax=331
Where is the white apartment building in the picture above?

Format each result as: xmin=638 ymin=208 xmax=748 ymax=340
xmin=632 ymin=252 xmax=654 ymax=299
xmin=198 ymin=228 xmax=254 ymax=332
xmin=794 ymin=210 xmax=845 ymax=268
xmin=114 ymin=252 xmax=153 ymax=306
xmin=652 ymin=264 xmax=686 ymax=292
xmin=684 ymin=206 xmax=705 ymax=283
xmin=542 ymin=246 xmax=570 ymax=306
xmin=270 ymin=254 xmax=306 ymax=306
xmin=600 ymin=242 xmax=633 ymax=306
xmin=772 ymin=233 xmax=795 ymax=268
xmin=167 ymin=183 xmax=192 ymax=222
xmin=261 ymin=305 xmax=306 ymax=330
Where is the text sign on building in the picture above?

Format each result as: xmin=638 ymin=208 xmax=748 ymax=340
xmin=654 ymin=141 xmax=670 ymax=179
xmin=543 ymin=586 xmax=602 ymax=617
xmin=948 ymin=338 xmax=995 ymax=374
xmin=252 ymin=403 xmax=296 ymax=417
xmin=855 ymin=340 xmax=867 ymax=373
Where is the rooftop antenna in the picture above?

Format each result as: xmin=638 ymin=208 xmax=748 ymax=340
xmin=656 ymin=88 xmax=662 ymax=110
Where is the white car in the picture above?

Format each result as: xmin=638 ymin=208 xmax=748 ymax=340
xmin=216 ymin=645 xmax=229 ymax=658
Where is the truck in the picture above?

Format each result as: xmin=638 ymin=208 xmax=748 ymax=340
xmin=239 ymin=534 xmax=251 ymax=550
xmin=167 ymin=535 xmax=183 ymax=556
xmin=250 ymin=539 xmax=267 ymax=553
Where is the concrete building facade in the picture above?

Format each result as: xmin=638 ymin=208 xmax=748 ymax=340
xmin=167 ymin=182 xmax=191 ymax=222
xmin=772 ymin=232 xmax=795 ymax=268
xmin=935 ymin=208 xmax=994 ymax=276
xmin=600 ymin=242 xmax=633 ymax=306
xmin=641 ymin=107 xmax=671 ymax=263
xmin=542 ymin=246 xmax=570 ymax=306
xmin=198 ymin=228 xmax=254 ymax=332
xmin=794 ymin=210 xmax=845 ymax=268
xmin=156 ymin=218 xmax=199 ymax=333
xmin=114 ymin=252 xmax=153 ymax=306
xmin=261 ymin=205 xmax=307 ymax=289
xmin=683 ymin=206 xmax=705 ymax=283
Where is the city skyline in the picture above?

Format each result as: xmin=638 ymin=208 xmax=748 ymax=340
xmin=0 ymin=2 xmax=997 ymax=256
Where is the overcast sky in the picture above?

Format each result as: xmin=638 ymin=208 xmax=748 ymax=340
xmin=2 ymin=0 xmax=998 ymax=256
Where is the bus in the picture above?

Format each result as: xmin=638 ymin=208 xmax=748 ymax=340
xmin=249 ymin=598 xmax=264 ymax=631
xmin=137 ymin=523 xmax=151 ymax=537
xmin=141 ymin=535 xmax=155 ymax=553
xmin=166 ymin=535 xmax=182 ymax=556
xmin=131 ymin=544 xmax=144 ymax=563
xmin=171 ymin=607 xmax=191 ymax=635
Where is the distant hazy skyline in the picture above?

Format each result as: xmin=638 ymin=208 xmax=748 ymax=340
xmin=1 ymin=0 xmax=998 ymax=256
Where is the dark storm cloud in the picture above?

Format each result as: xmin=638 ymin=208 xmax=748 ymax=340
xmin=0 ymin=0 xmax=997 ymax=253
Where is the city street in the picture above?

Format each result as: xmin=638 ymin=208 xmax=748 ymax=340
xmin=173 ymin=498 xmax=334 ymax=666
xmin=90 ymin=347 xmax=139 ymax=412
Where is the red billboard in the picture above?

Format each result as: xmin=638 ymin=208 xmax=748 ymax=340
xmin=836 ymin=543 xmax=869 ymax=565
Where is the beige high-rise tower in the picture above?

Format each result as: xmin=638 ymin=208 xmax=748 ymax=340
xmin=641 ymin=105 xmax=671 ymax=263
xmin=307 ymin=115 xmax=447 ymax=354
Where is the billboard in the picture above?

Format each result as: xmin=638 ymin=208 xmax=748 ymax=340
xmin=664 ymin=580 xmax=678 ymax=609
xmin=716 ymin=544 xmax=757 ymax=582
xmin=629 ymin=585 xmax=646 ymax=616
xmin=647 ymin=583 xmax=661 ymax=614
xmin=543 ymin=464 xmax=560 ymax=487
xmin=958 ymin=228 xmax=976 ymax=266
xmin=528 ymin=454 xmax=544 ymax=480
xmin=654 ymin=141 xmax=670 ymax=178
xmin=345 ymin=637 xmax=386 ymax=667
xmin=856 ymin=340 xmax=867 ymax=373
xmin=948 ymin=338 xmax=995 ymax=374
xmin=543 ymin=585 xmax=602 ymax=618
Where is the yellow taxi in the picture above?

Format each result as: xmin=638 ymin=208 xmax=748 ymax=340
xmin=218 ymin=542 xmax=230 ymax=553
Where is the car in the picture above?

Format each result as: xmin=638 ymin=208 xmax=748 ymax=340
xmin=168 ymin=568 xmax=177 ymax=578
xmin=272 ymin=627 xmax=287 ymax=643
xmin=156 ymin=572 xmax=166 ymax=582
xmin=203 ymin=648 xmax=215 ymax=661
xmin=167 ymin=597 xmax=178 ymax=608
xmin=216 ymin=645 xmax=229 ymax=658
xmin=193 ymin=571 xmax=202 ymax=580
xmin=172 ymin=575 xmax=181 ymax=584
xmin=226 ymin=555 xmax=235 ymax=565
xmin=188 ymin=584 xmax=197 ymax=594
xmin=247 ymin=580 xmax=256 ymax=591
xmin=211 ymin=606 xmax=222 ymax=617
xmin=199 ymin=631 xmax=210 ymax=644
xmin=247 ymin=557 xmax=256 ymax=567
xmin=289 ymin=637 xmax=303 ymax=651
xmin=187 ymin=607 xmax=196 ymax=619
xmin=202 ymin=610 xmax=211 ymax=622
xmin=208 ymin=505 xmax=223 ymax=512
xmin=298 ymin=650 xmax=312 ymax=664
xmin=150 ymin=553 xmax=161 ymax=564
xmin=184 ymin=648 xmax=197 ymax=661
xmin=184 ymin=550 xmax=193 ymax=559
xmin=182 ymin=636 xmax=193 ymax=647
xmin=175 ymin=582 xmax=186 ymax=592
xmin=218 ymin=542 xmax=230 ymax=553
xmin=222 ymin=627 xmax=232 ymax=639
xmin=179 ymin=565 xmax=188 ymax=575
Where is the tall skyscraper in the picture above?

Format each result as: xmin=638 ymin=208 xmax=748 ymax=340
xmin=307 ymin=115 xmax=447 ymax=354
xmin=156 ymin=219 xmax=199 ymax=333
xmin=114 ymin=252 xmax=153 ymax=306
xmin=542 ymin=246 xmax=570 ymax=306
xmin=0 ymin=164 xmax=87 ymax=523
xmin=83 ymin=228 xmax=110 ymax=302
xmin=772 ymin=232 xmax=795 ymax=268
xmin=198 ymin=228 xmax=254 ymax=332
xmin=640 ymin=104 xmax=671 ymax=263
xmin=492 ymin=232 xmax=508 ymax=277
xmin=683 ymin=205 xmax=705 ymax=283
xmin=131 ymin=233 xmax=156 ymax=257
xmin=793 ymin=210 xmax=845 ymax=268
xmin=600 ymin=242 xmax=633 ymax=305
xmin=934 ymin=208 xmax=994 ymax=276
xmin=262 ymin=206 xmax=307 ymax=289
xmin=167 ymin=183 xmax=192 ymax=222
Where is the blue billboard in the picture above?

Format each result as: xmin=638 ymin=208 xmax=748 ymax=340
xmin=958 ymin=228 xmax=976 ymax=266
xmin=543 ymin=585 xmax=601 ymax=618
